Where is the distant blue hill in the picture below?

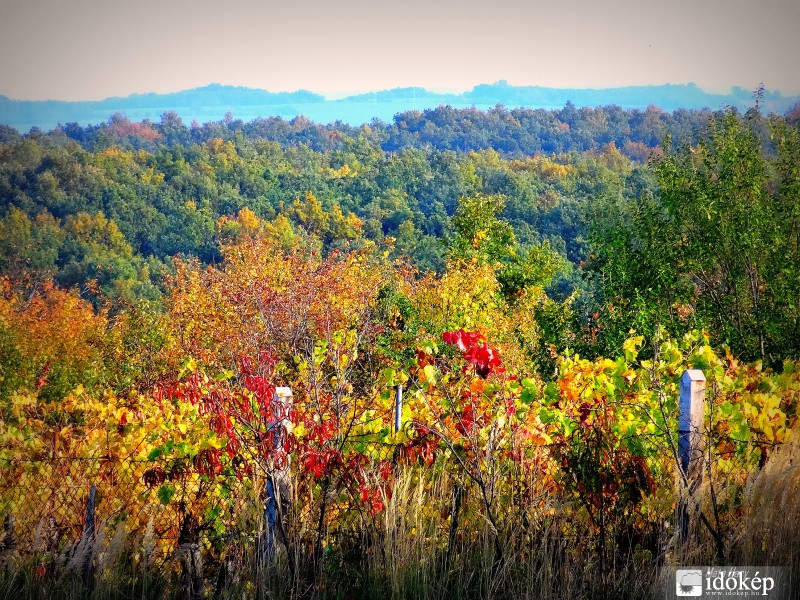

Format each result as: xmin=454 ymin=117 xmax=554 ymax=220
xmin=1 ymin=81 xmax=797 ymax=132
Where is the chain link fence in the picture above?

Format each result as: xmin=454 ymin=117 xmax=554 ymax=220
xmin=0 ymin=457 xmax=255 ymax=566
xmin=0 ymin=438 xmax=404 ymax=565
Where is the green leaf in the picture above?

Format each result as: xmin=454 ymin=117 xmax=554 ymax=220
xmin=539 ymin=407 xmax=557 ymax=424
xmin=520 ymin=388 xmax=536 ymax=405
xmin=543 ymin=382 xmax=559 ymax=406
xmin=215 ymin=369 xmax=234 ymax=381
xmin=157 ymin=484 xmax=175 ymax=505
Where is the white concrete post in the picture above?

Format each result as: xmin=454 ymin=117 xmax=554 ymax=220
xmin=272 ymin=387 xmax=294 ymax=444
xmin=678 ymin=369 xmax=706 ymax=543
xmin=264 ymin=386 xmax=293 ymax=559
xmin=679 ymin=369 xmax=706 ymax=484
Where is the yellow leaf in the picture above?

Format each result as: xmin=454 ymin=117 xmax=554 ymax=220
xmin=420 ymin=364 xmax=437 ymax=384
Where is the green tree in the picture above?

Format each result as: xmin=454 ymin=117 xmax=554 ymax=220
xmin=0 ymin=208 xmax=65 ymax=282
xmin=591 ymin=110 xmax=800 ymax=363
xmin=450 ymin=194 xmax=563 ymax=301
xmin=58 ymin=211 xmax=159 ymax=302
xmin=450 ymin=194 xmax=515 ymax=263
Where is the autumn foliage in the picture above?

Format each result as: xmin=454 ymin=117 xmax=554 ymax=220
xmin=1 ymin=214 xmax=800 ymax=598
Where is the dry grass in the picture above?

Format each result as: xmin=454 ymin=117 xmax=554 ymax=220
xmin=2 ymin=436 xmax=799 ymax=600
xmin=731 ymin=428 xmax=800 ymax=573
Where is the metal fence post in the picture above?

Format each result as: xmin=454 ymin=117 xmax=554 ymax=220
xmin=0 ymin=514 xmax=17 ymax=566
xmin=178 ymin=512 xmax=203 ymax=600
xmin=395 ymin=384 xmax=403 ymax=434
xmin=81 ymin=484 xmax=96 ymax=583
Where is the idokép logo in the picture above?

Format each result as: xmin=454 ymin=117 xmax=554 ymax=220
xmin=669 ymin=566 xmax=790 ymax=599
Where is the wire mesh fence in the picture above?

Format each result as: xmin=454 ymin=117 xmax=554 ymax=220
xmin=0 ymin=457 xmax=251 ymax=566
xmin=0 ymin=439 xmax=403 ymax=568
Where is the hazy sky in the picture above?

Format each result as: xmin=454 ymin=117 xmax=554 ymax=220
xmin=1 ymin=0 xmax=798 ymax=100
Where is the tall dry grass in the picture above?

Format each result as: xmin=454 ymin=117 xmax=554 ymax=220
xmin=731 ymin=428 xmax=800 ymax=577
xmin=2 ymin=435 xmax=799 ymax=600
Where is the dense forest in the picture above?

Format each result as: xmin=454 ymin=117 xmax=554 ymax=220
xmin=1 ymin=102 xmax=799 ymax=599
xmin=2 ymin=102 xmax=799 ymax=362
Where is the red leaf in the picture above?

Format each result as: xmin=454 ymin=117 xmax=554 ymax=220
xmin=442 ymin=329 xmax=484 ymax=353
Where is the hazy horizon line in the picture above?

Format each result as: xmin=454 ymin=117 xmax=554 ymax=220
xmin=2 ymin=80 xmax=797 ymax=104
